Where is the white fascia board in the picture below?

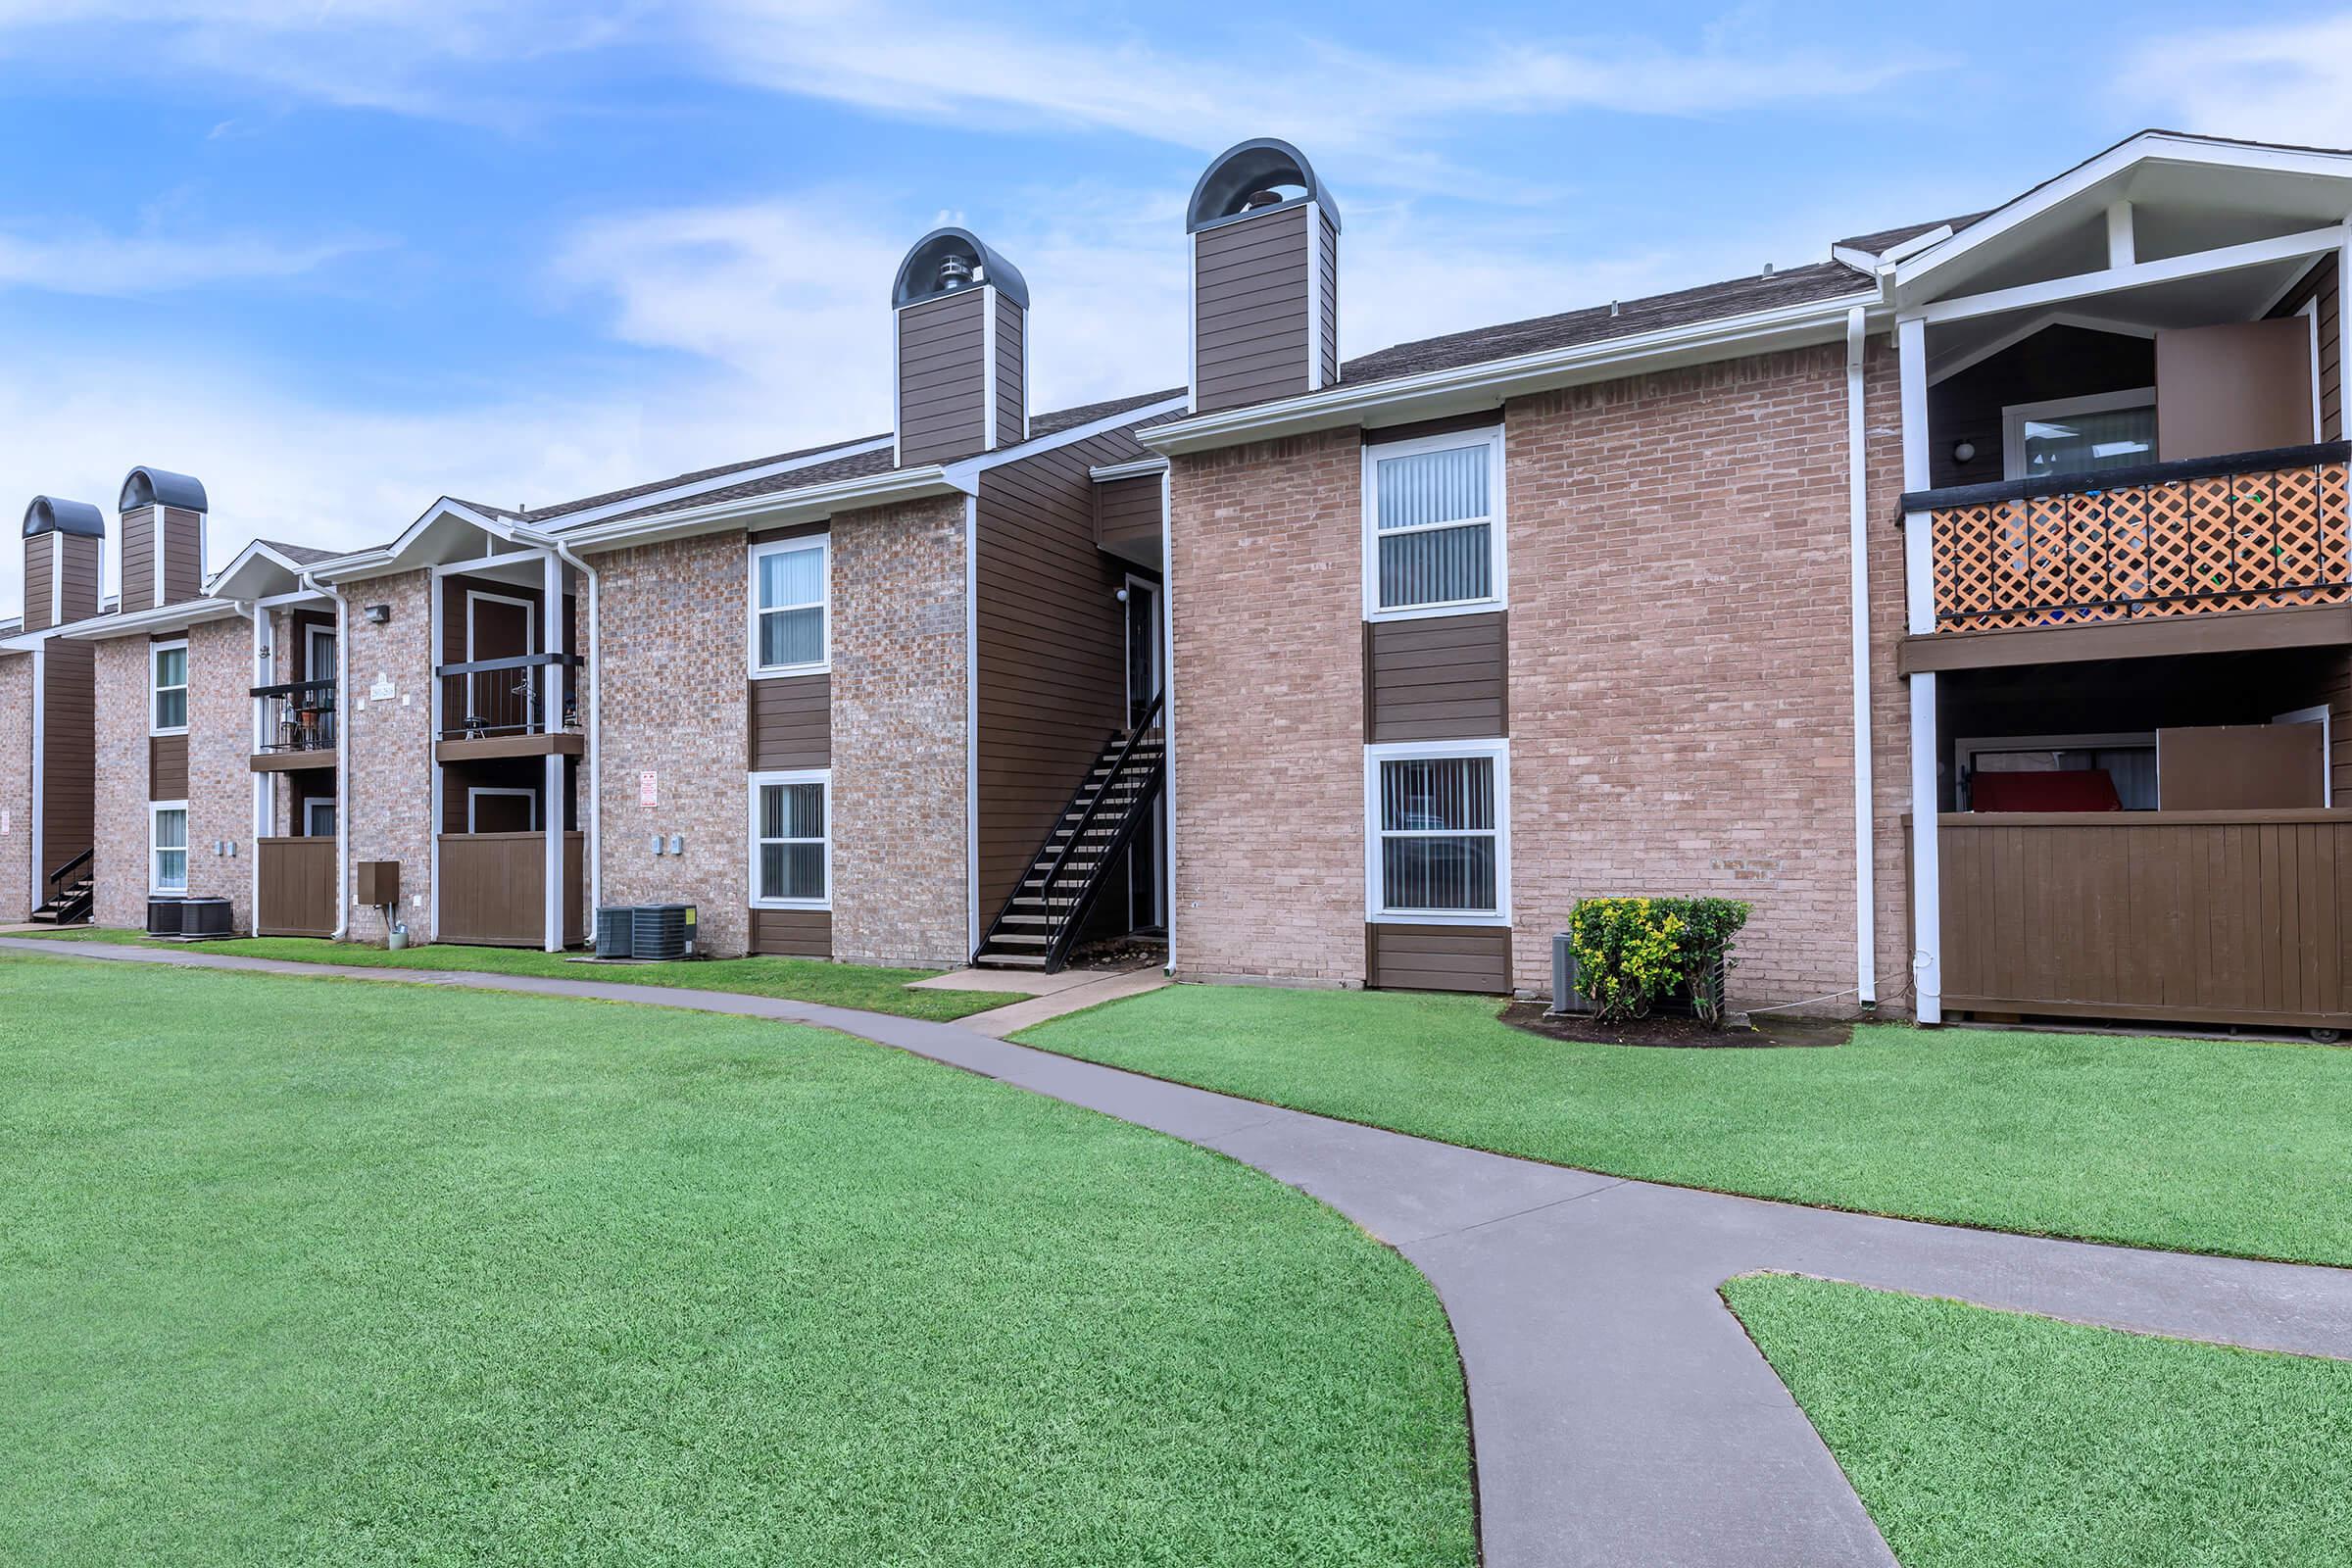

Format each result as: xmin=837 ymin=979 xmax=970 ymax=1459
xmin=302 ymin=497 xmax=521 ymax=586
xmin=938 ymin=395 xmax=1191 ymax=487
xmin=1829 ymin=224 xmax=1952 ymax=276
xmin=53 ymin=596 xmax=242 ymax=641
xmin=1895 ymin=133 xmax=2352 ymax=293
xmin=1911 ymin=222 xmax=2352 ymax=327
xmin=538 ymin=435 xmax=894 ymax=532
xmin=1136 ymin=293 xmax=1881 ymax=455
xmin=208 ymin=541 xmax=323 ymax=603
xmin=1090 ymin=457 xmax=1169 ymax=481
xmin=556 ymin=466 xmax=965 ymax=553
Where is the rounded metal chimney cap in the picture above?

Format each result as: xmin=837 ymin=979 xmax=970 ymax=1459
xmin=120 ymin=466 xmax=209 ymax=514
xmin=23 ymin=495 xmax=106 ymax=540
xmin=891 ymin=227 xmax=1030 ymax=310
xmin=1186 ymin=138 xmax=1339 ymax=233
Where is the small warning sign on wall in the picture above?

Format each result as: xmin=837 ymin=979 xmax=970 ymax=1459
xmin=639 ymin=770 xmax=658 ymax=808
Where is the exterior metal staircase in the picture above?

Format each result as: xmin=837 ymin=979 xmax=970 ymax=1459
xmin=973 ymin=693 xmax=1164 ymax=972
xmin=31 ymin=848 xmax=93 ymax=925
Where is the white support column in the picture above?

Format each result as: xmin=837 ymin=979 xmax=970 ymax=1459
xmin=252 ymin=607 xmax=269 ymax=933
xmin=1843 ymin=309 xmax=1877 ymax=1005
xmin=2105 ymin=201 xmax=2135 ymax=270
xmin=542 ymin=550 xmax=565 ymax=954
xmin=1897 ymin=313 xmax=1941 ymax=1024
xmin=1159 ymin=466 xmax=1177 ymax=976
xmin=2338 ymin=236 xmax=2352 ymax=442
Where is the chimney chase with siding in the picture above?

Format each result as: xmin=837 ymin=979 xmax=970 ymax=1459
xmin=1186 ymin=137 xmax=1340 ymax=414
xmin=117 ymin=466 xmax=208 ymax=612
xmin=891 ymin=228 xmax=1028 ymax=465
xmin=21 ymin=496 xmax=103 ymax=633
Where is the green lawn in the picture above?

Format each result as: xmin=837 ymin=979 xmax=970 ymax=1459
xmin=22 ymin=926 xmax=1019 ymax=1021
xmin=1015 ymin=985 xmax=2352 ymax=1264
xmin=0 ymin=954 xmax=1471 ymax=1566
xmin=1724 ymin=1274 xmax=2352 ymax=1567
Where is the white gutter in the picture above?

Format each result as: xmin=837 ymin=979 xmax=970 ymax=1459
xmin=300 ymin=568 xmax=352 ymax=941
xmin=1139 ymin=290 xmax=1883 ymax=454
xmin=553 ymin=465 xmax=965 ymax=554
xmin=1846 ymin=307 xmax=1878 ymax=1007
xmin=528 ymin=436 xmax=892 ymax=532
xmin=511 ymin=526 xmax=603 ymax=916
xmin=1090 ymin=457 xmax=1168 ymax=482
xmin=52 ymin=596 xmax=241 ymax=640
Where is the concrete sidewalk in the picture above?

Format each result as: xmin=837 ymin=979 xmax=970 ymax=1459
xmin=12 ymin=935 xmax=2349 ymax=1567
xmin=909 ymin=959 xmax=1169 ymax=1037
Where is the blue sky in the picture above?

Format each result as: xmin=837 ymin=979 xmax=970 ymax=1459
xmin=3 ymin=1 xmax=2347 ymax=613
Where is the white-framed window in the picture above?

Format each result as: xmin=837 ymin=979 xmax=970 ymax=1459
xmin=151 ymin=638 xmax=189 ymax=735
xmin=749 ymin=769 xmax=829 ymax=907
xmin=1363 ymin=739 xmax=1508 ymax=925
xmin=1362 ymin=426 xmax=1506 ymax=621
xmin=150 ymin=801 xmax=189 ymax=894
xmin=466 ymin=787 xmax=539 ymax=833
xmin=303 ymin=797 xmax=338 ymax=838
xmin=749 ymin=534 xmax=829 ymax=677
xmin=2001 ymin=388 xmax=2157 ymax=482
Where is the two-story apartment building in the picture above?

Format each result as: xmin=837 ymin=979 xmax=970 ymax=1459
xmin=23 ymin=128 xmax=2349 ymax=1038
xmin=1143 ymin=130 xmax=2350 ymax=1034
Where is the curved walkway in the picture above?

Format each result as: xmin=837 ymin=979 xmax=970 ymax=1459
xmin=16 ymin=937 xmax=2352 ymax=1567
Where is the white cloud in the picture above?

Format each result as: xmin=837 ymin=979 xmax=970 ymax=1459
xmin=2118 ymin=15 xmax=2352 ymax=148
xmin=0 ymin=221 xmax=377 ymax=296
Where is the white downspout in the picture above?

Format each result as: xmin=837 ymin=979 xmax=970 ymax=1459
xmin=301 ymin=569 xmax=351 ymax=940
xmin=1845 ymin=308 xmax=1877 ymax=1005
xmin=1159 ymin=466 xmax=1176 ymax=978
xmin=516 ymin=529 xmax=602 ymax=918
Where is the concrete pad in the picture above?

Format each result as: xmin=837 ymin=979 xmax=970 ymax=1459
xmin=960 ymin=966 xmax=1169 ymax=1037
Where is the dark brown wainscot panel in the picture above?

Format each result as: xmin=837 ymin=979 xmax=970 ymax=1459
xmin=750 ymin=907 xmax=832 ymax=958
xmin=1365 ymin=922 xmax=1512 ymax=994
xmin=1363 ymin=612 xmax=1508 ymax=742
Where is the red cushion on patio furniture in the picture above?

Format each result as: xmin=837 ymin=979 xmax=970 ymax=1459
xmin=1971 ymin=769 xmax=2123 ymax=812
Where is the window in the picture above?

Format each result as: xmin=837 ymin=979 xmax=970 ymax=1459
xmin=749 ymin=770 xmax=829 ymax=906
xmin=151 ymin=639 xmax=188 ymax=734
xmin=303 ymin=798 xmax=338 ymax=838
xmin=1363 ymin=427 xmax=1505 ymax=619
xmin=466 ymin=788 xmax=538 ymax=833
xmin=751 ymin=535 xmax=829 ymax=675
xmin=150 ymin=803 xmax=188 ymax=894
xmin=1364 ymin=740 xmax=1508 ymax=922
xmin=2002 ymin=389 xmax=2157 ymax=482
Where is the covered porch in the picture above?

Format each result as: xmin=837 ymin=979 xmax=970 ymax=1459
xmin=1895 ymin=134 xmax=2352 ymax=1032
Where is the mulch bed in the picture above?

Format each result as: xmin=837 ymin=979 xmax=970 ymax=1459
xmin=1499 ymin=1002 xmax=1852 ymax=1049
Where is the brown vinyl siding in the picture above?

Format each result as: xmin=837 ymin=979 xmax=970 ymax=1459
xmin=58 ymin=535 xmax=100 ymax=624
xmin=1927 ymin=324 xmax=2154 ymax=488
xmin=1093 ymin=474 xmax=1162 ymax=555
xmin=897 ymin=289 xmax=989 ymax=465
xmin=994 ymin=290 xmax=1026 ymax=442
xmin=441 ymin=573 xmax=561 ymax=665
xmin=973 ymin=426 xmax=1151 ymax=920
xmin=1939 ymin=810 xmax=2351 ymax=1030
xmin=1317 ymin=208 xmax=1339 ymax=387
xmin=149 ymin=733 xmax=188 ymax=800
xmin=1363 ymin=612 xmax=1508 ymax=742
xmin=749 ymin=673 xmax=831 ymax=769
xmin=749 ymin=906 xmax=832 ymax=958
xmin=2269 ymin=254 xmax=2342 ymax=441
xmin=161 ymin=507 xmax=204 ymax=604
xmin=1365 ymin=922 xmax=1512 ymax=993
xmin=120 ymin=509 xmax=157 ymax=612
xmin=21 ymin=534 xmax=54 ymax=632
xmin=1194 ymin=205 xmax=1310 ymax=413
xmin=40 ymin=640 xmax=94 ymax=876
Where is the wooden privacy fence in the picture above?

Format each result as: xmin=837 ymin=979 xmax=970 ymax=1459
xmin=256 ymin=837 xmax=337 ymax=938
xmin=436 ymin=832 xmax=584 ymax=948
xmin=1939 ymin=810 xmax=2352 ymax=1031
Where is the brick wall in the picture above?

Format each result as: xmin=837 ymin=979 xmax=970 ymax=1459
xmin=181 ymin=616 xmax=255 ymax=929
xmin=342 ymin=571 xmax=435 ymax=942
xmin=595 ymin=533 xmax=752 ymax=956
xmin=91 ymin=636 xmax=148 ymax=930
xmin=1168 ymin=425 xmax=1368 ymax=986
xmin=1169 ymin=339 xmax=1917 ymax=1011
xmin=830 ymin=493 xmax=969 ymax=968
xmin=0 ymin=653 xmax=29 ymax=921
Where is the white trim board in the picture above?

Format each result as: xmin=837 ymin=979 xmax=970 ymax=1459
xmin=1362 ymin=737 xmax=1512 ymax=928
xmin=747 ymin=769 xmax=832 ymax=910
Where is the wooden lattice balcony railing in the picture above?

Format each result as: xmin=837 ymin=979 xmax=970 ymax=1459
xmin=1904 ymin=441 xmax=2351 ymax=632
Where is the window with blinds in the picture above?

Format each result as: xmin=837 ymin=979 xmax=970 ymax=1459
xmin=750 ymin=772 xmax=829 ymax=906
xmin=1365 ymin=428 xmax=1504 ymax=617
xmin=1365 ymin=741 xmax=1509 ymax=920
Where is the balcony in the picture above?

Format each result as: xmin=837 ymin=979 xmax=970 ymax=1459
xmin=249 ymin=678 xmax=339 ymax=771
xmin=1901 ymin=442 xmax=2352 ymax=671
xmin=433 ymin=652 xmax=585 ymax=760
